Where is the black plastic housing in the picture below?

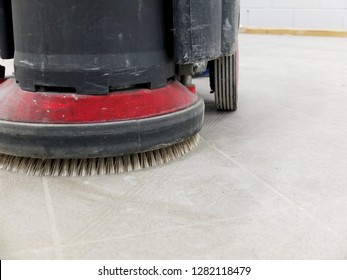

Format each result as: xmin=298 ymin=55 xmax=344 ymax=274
xmin=5 ymin=0 xmax=240 ymax=93
xmin=11 ymin=0 xmax=175 ymax=94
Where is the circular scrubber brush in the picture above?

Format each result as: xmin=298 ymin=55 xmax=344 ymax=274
xmin=0 ymin=79 xmax=204 ymax=177
xmin=0 ymin=135 xmax=200 ymax=177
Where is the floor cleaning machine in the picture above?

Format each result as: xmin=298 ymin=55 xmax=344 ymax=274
xmin=0 ymin=0 xmax=239 ymax=176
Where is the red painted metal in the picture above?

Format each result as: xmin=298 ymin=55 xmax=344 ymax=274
xmin=185 ymin=84 xmax=197 ymax=94
xmin=0 ymin=78 xmax=198 ymax=124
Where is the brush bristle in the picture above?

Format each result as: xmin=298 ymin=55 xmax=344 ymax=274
xmin=0 ymin=134 xmax=200 ymax=177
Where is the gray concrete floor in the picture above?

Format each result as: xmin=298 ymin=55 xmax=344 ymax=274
xmin=1 ymin=34 xmax=347 ymax=260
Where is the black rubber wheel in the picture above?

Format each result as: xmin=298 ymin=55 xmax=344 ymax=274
xmin=212 ymin=52 xmax=238 ymax=111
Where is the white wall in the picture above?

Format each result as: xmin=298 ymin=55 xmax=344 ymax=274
xmin=241 ymin=0 xmax=347 ymax=30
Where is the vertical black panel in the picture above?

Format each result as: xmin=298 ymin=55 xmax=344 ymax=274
xmin=0 ymin=0 xmax=14 ymax=59
xmin=173 ymin=0 xmax=239 ymax=64
xmin=221 ymin=0 xmax=240 ymax=54
xmin=173 ymin=0 xmax=222 ymax=64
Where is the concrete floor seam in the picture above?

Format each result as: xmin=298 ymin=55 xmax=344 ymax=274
xmin=42 ymin=178 xmax=64 ymax=259
xmin=257 ymin=97 xmax=347 ymax=137
xmin=200 ymin=136 xmax=347 ymax=244
xmin=48 ymin=212 xmax=276 ymax=251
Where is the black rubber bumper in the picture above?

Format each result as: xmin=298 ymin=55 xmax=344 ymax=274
xmin=0 ymin=96 xmax=204 ymax=159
